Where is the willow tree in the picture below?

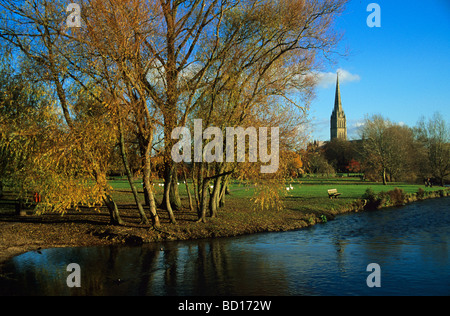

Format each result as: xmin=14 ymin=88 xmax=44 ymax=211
xmin=171 ymin=0 xmax=346 ymax=221
xmin=0 ymin=56 xmax=53 ymax=203
xmin=416 ymin=113 xmax=450 ymax=186
xmin=134 ymin=0 xmax=346 ymax=222
xmin=74 ymin=0 xmax=164 ymax=227
xmin=0 ymin=59 xmax=117 ymax=217
xmin=0 ymin=0 xmax=125 ymax=224
xmin=77 ymin=0 xmax=346 ymax=224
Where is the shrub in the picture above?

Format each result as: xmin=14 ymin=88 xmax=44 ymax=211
xmin=352 ymin=199 xmax=366 ymax=210
xmin=417 ymin=188 xmax=425 ymax=199
xmin=377 ymin=190 xmax=389 ymax=201
xmin=362 ymin=188 xmax=376 ymax=202
xmin=362 ymin=188 xmax=385 ymax=209
xmin=376 ymin=191 xmax=389 ymax=207
xmin=388 ymin=188 xmax=406 ymax=206
xmin=306 ymin=215 xmax=315 ymax=225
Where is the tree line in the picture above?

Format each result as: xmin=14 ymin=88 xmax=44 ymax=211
xmin=300 ymin=114 xmax=450 ymax=186
xmin=0 ymin=0 xmax=348 ymax=227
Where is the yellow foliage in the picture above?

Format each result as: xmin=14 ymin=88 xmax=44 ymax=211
xmin=1 ymin=95 xmax=117 ymax=214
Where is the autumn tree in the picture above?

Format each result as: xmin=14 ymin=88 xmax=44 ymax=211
xmin=416 ymin=113 xmax=450 ymax=186
xmin=346 ymin=159 xmax=361 ymax=173
xmin=0 ymin=59 xmax=118 ymax=217
xmin=172 ymin=0 xmax=346 ymax=221
xmin=0 ymin=0 xmax=125 ymax=224
xmin=300 ymin=142 xmax=334 ymax=175
xmin=56 ymin=0 xmax=347 ymax=224
xmin=359 ymin=115 xmax=417 ymax=184
xmin=323 ymin=138 xmax=358 ymax=172
xmin=79 ymin=0 xmax=163 ymax=226
xmin=384 ymin=124 xmax=417 ymax=182
xmin=286 ymin=151 xmax=304 ymax=177
xmin=0 ymin=54 xmax=53 ymax=201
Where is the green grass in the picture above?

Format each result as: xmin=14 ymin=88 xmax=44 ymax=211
xmin=1 ymin=176 xmax=447 ymax=245
xmin=107 ymin=176 xmax=444 ymax=211
xmin=280 ymin=181 xmax=440 ymax=214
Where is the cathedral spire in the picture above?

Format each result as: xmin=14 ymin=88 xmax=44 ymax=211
xmin=334 ymin=73 xmax=342 ymax=112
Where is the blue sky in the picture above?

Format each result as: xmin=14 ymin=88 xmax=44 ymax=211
xmin=309 ymin=0 xmax=450 ymax=141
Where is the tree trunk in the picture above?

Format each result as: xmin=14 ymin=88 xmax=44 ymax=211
xmin=163 ymin=163 xmax=177 ymax=224
xmin=161 ymin=7 xmax=179 ymax=223
xmin=198 ymin=179 xmax=210 ymax=223
xmin=192 ymin=163 xmax=200 ymax=213
xmin=196 ymin=162 xmax=205 ymax=218
xmin=209 ymin=165 xmax=225 ymax=218
xmin=182 ymin=167 xmax=194 ymax=212
xmin=142 ymin=182 xmax=151 ymax=207
xmin=135 ymin=114 xmax=161 ymax=228
xmin=169 ymin=168 xmax=182 ymax=210
xmin=103 ymin=194 xmax=124 ymax=225
xmin=382 ymin=168 xmax=387 ymax=185
xmin=142 ymin=155 xmax=161 ymax=228
xmin=209 ymin=181 xmax=220 ymax=218
xmin=160 ymin=166 xmax=182 ymax=210
xmin=93 ymin=169 xmax=123 ymax=225
xmin=15 ymin=200 xmax=26 ymax=216
xmin=197 ymin=170 xmax=233 ymax=223
xmin=219 ymin=174 xmax=230 ymax=208
xmin=119 ymin=120 xmax=149 ymax=225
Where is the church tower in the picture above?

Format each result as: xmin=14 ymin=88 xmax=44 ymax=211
xmin=330 ymin=73 xmax=347 ymax=140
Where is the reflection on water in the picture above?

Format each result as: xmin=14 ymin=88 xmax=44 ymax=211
xmin=0 ymin=197 xmax=449 ymax=296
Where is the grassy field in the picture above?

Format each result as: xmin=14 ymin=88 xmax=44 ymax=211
xmin=108 ymin=176 xmax=443 ymax=213
xmin=2 ymin=176 xmax=445 ymax=222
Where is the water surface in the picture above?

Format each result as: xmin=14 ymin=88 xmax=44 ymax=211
xmin=0 ymin=197 xmax=449 ymax=296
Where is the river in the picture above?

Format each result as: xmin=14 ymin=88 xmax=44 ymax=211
xmin=0 ymin=197 xmax=449 ymax=296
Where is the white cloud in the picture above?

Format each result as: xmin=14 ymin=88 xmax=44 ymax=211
xmin=314 ymin=68 xmax=361 ymax=88
xmin=347 ymin=120 xmax=365 ymax=139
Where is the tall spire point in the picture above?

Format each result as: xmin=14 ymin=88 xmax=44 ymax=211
xmin=334 ymin=73 xmax=342 ymax=112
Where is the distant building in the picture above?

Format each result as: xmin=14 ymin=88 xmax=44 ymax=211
xmin=311 ymin=140 xmax=326 ymax=149
xmin=330 ymin=73 xmax=347 ymax=141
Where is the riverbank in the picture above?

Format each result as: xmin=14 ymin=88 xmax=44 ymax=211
xmin=1 ymin=185 xmax=449 ymax=266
